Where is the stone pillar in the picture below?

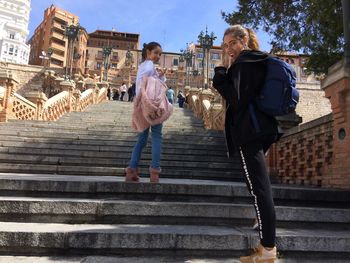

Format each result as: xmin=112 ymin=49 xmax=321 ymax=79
xmin=59 ymin=80 xmax=75 ymax=113
xmin=73 ymin=89 xmax=81 ymax=111
xmin=0 ymin=70 xmax=18 ymax=122
xmin=24 ymin=90 xmax=48 ymax=120
xmin=322 ymin=58 xmax=350 ymax=189
xmin=188 ymin=88 xmax=200 ymax=110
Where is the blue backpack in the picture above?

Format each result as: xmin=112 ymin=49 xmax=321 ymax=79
xmin=255 ymin=56 xmax=299 ymax=116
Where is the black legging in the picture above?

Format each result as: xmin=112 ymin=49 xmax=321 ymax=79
xmin=238 ymin=135 xmax=276 ymax=248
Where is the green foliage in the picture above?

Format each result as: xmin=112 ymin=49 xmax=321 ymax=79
xmin=222 ymin=0 xmax=344 ymax=74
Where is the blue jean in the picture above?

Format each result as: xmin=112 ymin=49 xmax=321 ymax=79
xmin=129 ymin=123 xmax=163 ymax=170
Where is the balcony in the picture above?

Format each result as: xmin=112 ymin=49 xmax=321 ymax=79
xmin=50 ymin=52 xmax=65 ymax=61
xmin=51 ymin=31 xmax=65 ymax=41
xmin=110 ymin=57 xmax=119 ymax=62
xmin=50 ymin=42 xmax=66 ymax=52
xmin=52 ymin=21 xmax=66 ymax=32
xmin=95 ymin=55 xmax=103 ymax=60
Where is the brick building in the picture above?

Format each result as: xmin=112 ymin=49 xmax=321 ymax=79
xmin=28 ymin=5 xmax=87 ymax=74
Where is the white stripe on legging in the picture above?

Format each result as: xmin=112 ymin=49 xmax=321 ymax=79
xmin=239 ymin=147 xmax=263 ymax=240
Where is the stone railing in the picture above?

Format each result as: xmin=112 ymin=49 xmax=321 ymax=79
xmin=185 ymin=87 xmax=225 ymax=130
xmin=12 ymin=92 xmax=37 ymax=120
xmin=267 ymin=114 xmax=333 ymax=187
xmin=0 ymin=70 xmax=108 ymax=122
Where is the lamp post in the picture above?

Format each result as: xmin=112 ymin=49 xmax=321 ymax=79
xmin=342 ymin=0 xmax=350 ymax=58
xmin=125 ymin=46 xmax=133 ymax=86
xmin=63 ymin=20 xmax=82 ymax=80
xmin=102 ymin=46 xmax=112 ymax=82
xmin=198 ymin=26 xmax=216 ymax=89
xmin=180 ymin=44 xmax=194 ymax=86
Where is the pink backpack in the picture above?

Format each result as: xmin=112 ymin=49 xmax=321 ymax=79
xmin=132 ymin=76 xmax=173 ymax=132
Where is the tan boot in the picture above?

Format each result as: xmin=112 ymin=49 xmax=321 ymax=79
xmin=240 ymin=244 xmax=277 ymax=263
xmin=149 ymin=167 xmax=160 ymax=183
xmin=124 ymin=167 xmax=140 ymax=182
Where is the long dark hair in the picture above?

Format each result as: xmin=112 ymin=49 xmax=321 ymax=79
xmin=141 ymin=42 xmax=161 ymax=62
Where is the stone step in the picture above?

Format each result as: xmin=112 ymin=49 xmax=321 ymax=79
xmin=0 ymin=146 xmax=237 ymax=164
xmin=0 ymin=135 xmax=228 ymax=152
xmin=0 ymin=153 xmax=239 ymax=171
xmin=0 ymin=256 xmax=346 ymax=263
xmin=0 ymin=131 xmax=225 ymax=146
xmin=0 ymin=174 xmax=348 ymax=208
xmin=0 ymin=141 xmax=228 ymax=157
xmin=0 ymin=125 xmax=225 ymax=139
xmin=0 ymin=197 xmax=348 ymax=227
xmin=0 ymin=164 xmax=240 ymax=180
xmin=0 ymin=122 xmax=222 ymax=137
xmin=0 ymin=222 xmax=348 ymax=257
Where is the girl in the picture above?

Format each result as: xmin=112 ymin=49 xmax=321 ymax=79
xmin=213 ymin=25 xmax=281 ymax=262
xmin=125 ymin=42 xmax=167 ymax=183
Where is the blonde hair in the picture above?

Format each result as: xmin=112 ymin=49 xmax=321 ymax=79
xmin=223 ymin=25 xmax=260 ymax=51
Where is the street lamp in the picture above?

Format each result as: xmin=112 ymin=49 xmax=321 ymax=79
xmin=39 ymin=48 xmax=53 ymax=68
xmin=63 ymin=20 xmax=82 ymax=80
xmin=125 ymin=46 xmax=134 ymax=86
xmin=342 ymin=0 xmax=350 ymax=58
xmin=180 ymin=44 xmax=194 ymax=86
xmin=102 ymin=46 xmax=112 ymax=82
xmin=198 ymin=26 xmax=216 ymax=89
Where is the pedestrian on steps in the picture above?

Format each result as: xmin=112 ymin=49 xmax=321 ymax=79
xmin=125 ymin=42 xmax=171 ymax=183
xmin=212 ymin=25 xmax=282 ymax=263
xmin=120 ymin=83 xmax=127 ymax=101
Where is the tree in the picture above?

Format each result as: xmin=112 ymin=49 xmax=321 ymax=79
xmin=222 ymin=0 xmax=344 ymax=74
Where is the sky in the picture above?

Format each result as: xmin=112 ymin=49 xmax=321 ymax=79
xmin=28 ymin=0 xmax=272 ymax=53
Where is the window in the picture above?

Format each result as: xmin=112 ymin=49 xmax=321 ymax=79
xmin=210 ymin=63 xmax=215 ymax=69
xmin=198 ymin=62 xmax=203 ymax=69
xmin=14 ymin=46 xmax=18 ymax=56
xmin=211 ymin=53 xmax=220 ymax=60
xmin=197 ymin=53 xmax=203 ymax=59
xmin=173 ymin=58 xmax=179 ymax=66
xmin=9 ymin=33 xmax=15 ymax=39
xmin=96 ymin=62 xmax=102 ymax=69
xmin=9 ymin=45 xmax=14 ymax=55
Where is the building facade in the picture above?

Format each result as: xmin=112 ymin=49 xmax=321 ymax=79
xmin=85 ymin=29 xmax=140 ymax=86
xmin=28 ymin=5 xmax=87 ymax=74
xmin=0 ymin=0 xmax=31 ymax=64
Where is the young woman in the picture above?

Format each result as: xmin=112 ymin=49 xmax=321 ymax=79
xmin=125 ymin=42 xmax=167 ymax=183
xmin=213 ymin=25 xmax=281 ymax=262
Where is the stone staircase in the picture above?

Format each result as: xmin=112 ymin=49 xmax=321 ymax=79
xmin=0 ymin=101 xmax=349 ymax=261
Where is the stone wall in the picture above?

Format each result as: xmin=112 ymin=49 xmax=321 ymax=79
xmin=0 ymin=62 xmax=64 ymax=96
xmin=268 ymin=114 xmax=333 ymax=187
xmin=296 ymin=82 xmax=332 ymax=123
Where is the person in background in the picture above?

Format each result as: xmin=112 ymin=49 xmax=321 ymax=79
xmin=128 ymin=83 xmax=136 ymax=102
xmin=107 ymin=87 xmax=112 ymax=100
xmin=177 ymin=91 xmax=185 ymax=108
xmin=120 ymin=82 xmax=127 ymax=101
xmin=166 ymin=87 xmax=175 ymax=104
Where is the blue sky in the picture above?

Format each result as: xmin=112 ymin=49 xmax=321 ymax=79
xmin=29 ymin=0 xmax=272 ymax=53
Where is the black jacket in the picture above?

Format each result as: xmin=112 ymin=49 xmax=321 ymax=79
xmin=213 ymin=50 xmax=281 ymax=157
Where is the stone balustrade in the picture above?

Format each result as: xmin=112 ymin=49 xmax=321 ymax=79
xmin=0 ymin=69 xmax=108 ymax=122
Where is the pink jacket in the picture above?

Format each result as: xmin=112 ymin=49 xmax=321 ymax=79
xmin=132 ymin=76 xmax=173 ymax=132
